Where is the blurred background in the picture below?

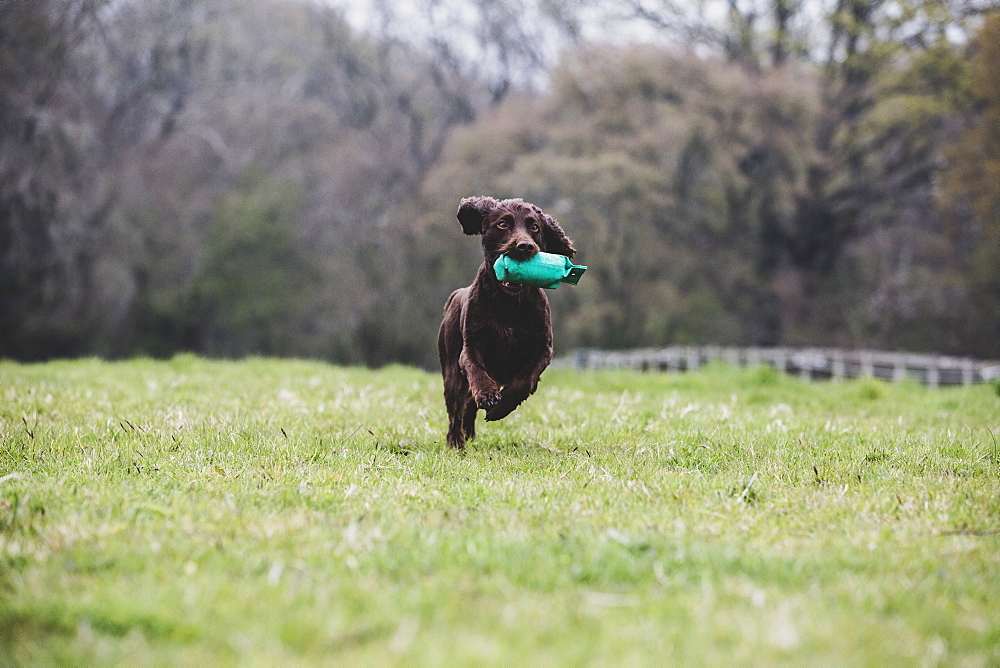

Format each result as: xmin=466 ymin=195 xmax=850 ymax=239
xmin=1 ymin=0 xmax=997 ymax=369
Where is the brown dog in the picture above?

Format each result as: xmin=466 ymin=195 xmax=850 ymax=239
xmin=437 ymin=196 xmax=577 ymax=449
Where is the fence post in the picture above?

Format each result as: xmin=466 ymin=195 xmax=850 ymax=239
xmin=774 ymin=349 xmax=787 ymax=374
xmin=860 ymin=352 xmax=874 ymax=378
xmin=686 ymin=347 xmax=699 ymax=372
xmin=927 ymin=362 xmax=940 ymax=388
xmin=892 ymin=354 xmax=906 ymax=383
xmin=831 ymin=350 xmax=845 ymax=381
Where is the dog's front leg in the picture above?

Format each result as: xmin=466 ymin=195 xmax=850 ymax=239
xmin=459 ymin=347 xmax=501 ymax=410
xmin=485 ymin=345 xmax=553 ymax=422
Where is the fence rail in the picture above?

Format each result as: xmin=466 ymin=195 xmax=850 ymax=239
xmin=557 ymin=346 xmax=1000 ymax=387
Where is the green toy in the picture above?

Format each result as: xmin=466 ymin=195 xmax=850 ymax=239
xmin=493 ymin=251 xmax=587 ymax=289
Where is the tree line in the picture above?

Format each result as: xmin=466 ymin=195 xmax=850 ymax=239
xmin=1 ymin=0 xmax=997 ymax=368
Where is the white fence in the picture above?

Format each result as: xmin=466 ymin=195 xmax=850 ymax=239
xmin=559 ymin=346 xmax=1000 ymax=387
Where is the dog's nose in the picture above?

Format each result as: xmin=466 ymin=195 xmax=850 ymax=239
xmin=516 ymin=241 xmax=537 ymax=255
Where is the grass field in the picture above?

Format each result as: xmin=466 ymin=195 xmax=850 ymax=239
xmin=1 ymin=356 xmax=998 ymax=665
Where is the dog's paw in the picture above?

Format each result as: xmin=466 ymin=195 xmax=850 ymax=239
xmin=485 ymin=391 xmax=525 ymax=421
xmin=474 ymin=388 xmax=501 ymax=410
xmin=484 ymin=401 xmax=516 ymax=421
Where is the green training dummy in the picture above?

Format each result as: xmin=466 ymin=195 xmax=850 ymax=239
xmin=493 ymin=251 xmax=587 ymax=289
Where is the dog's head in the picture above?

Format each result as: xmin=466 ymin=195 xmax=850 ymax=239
xmin=457 ymin=196 xmax=576 ymax=266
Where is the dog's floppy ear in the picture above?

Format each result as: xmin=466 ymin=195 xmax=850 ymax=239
xmin=541 ymin=212 xmax=576 ymax=259
xmin=457 ymin=196 xmax=497 ymax=235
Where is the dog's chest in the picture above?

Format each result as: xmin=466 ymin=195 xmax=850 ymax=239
xmin=477 ymin=317 xmax=539 ymax=373
xmin=480 ymin=321 xmax=530 ymax=352
xmin=497 ymin=325 xmax=518 ymax=346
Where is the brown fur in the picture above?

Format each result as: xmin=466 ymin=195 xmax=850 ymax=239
xmin=437 ymin=196 xmax=576 ymax=449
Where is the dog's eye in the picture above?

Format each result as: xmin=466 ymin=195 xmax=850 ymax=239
xmin=497 ymin=219 xmax=510 ymax=230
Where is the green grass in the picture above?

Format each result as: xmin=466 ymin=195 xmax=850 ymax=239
xmin=1 ymin=356 xmax=998 ymax=665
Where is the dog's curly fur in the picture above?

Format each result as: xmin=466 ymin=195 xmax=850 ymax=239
xmin=438 ymin=196 xmax=576 ymax=449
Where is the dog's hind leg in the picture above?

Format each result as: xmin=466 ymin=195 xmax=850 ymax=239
xmin=446 ymin=404 xmax=467 ymax=450
xmin=462 ymin=398 xmax=478 ymax=442
xmin=444 ymin=376 xmax=472 ymax=450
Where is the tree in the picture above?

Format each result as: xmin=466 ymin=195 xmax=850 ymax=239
xmin=2 ymin=0 xmax=994 ymax=364
xmin=415 ymin=46 xmax=824 ymax=351
xmin=1 ymin=0 xmax=507 ymax=364
xmin=187 ymin=173 xmax=310 ymax=357
xmin=941 ymin=12 xmax=1000 ymax=230
xmin=940 ymin=12 xmax=1000 ymax=356
xmin=0 ymin=0 xmax=113 ymax=358
xmin=812 ymin=2 xmax=990 ymax=352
